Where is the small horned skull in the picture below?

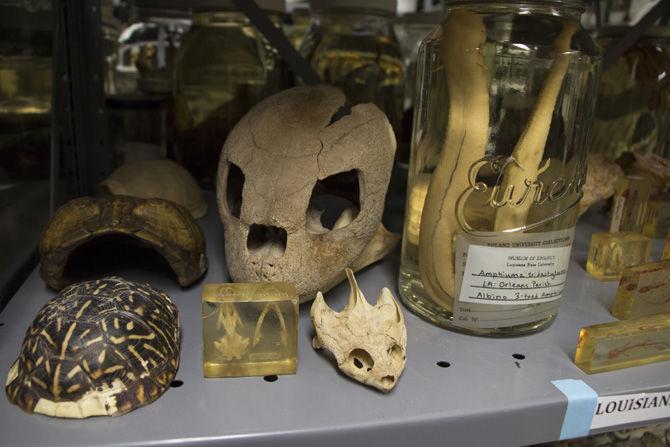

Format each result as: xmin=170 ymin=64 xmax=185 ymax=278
xmin=216 ymin=86 xmax=397 ymax=302
xmin=311 ymin=269 xmax=407 ymax=392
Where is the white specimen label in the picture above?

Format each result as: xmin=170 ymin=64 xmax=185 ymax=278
xmin=591 ymin=391 xmax=670 ymax=430
xmin=458 ymin=244 xmax=571 ymax=305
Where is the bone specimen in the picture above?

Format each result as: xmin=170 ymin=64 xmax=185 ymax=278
xmin=215 ymin=304 xmax=250 ymax=361
xmin=417 ymin=10 xmax=490 ymax=308
xmin=217 ymin=85 xmax=397 ymax=302
xmin=253 ymin=303 xmax=288 ymax=347
xmin=578 ymin=153 xmax=624 ymax=216
xmin=311 ymin=269 xmax=407 ymax=392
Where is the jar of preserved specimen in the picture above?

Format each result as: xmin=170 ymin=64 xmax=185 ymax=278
xmin=399 ymin=0 xmax=600 ymax=336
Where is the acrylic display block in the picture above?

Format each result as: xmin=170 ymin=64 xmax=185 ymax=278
xmin=663 ymin=230 xmax=670 ymax=260
xmin=609 ymin=175 xmax=650 ymax=233
xmin=612 ymin=259 xmax=670 ymax=319
xmin=202 ymin=282 xmax=298 ymax=378
xmin=586 ymin=232 xmax=652 ymax=281
xmin=574 ymin=313 xmax=670 ymax=374
xmin=643 ymin=200 xmax=670 ymax=238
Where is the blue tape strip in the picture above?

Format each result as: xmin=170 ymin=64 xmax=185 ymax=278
xmin=552 ymin=379 xmax=598 ymax=440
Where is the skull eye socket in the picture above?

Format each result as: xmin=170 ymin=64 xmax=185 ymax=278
xmin=306 ymin=170 xmax=360 ymax=234
xmin=225 ymin=162 xmax=245 ymax=219
xmin=389 ymin=344 xmax=405 ymax=362
xmin=348 ymin=348 xmax=374 ymax=372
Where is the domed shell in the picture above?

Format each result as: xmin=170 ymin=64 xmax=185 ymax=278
xmin=100 ymin=159 xmax=207 ymax=219
xmin=39 ymin=196 xmax=207 ymax=290
xmin=5 ymin=277 xmax=181 ymax=418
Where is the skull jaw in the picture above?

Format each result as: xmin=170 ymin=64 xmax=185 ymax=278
xmin=225 ymin=224 xmax=400 ymax=302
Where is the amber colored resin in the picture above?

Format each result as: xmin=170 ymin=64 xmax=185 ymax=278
xmin=612 ymin=259 xmax=670 ymax=319
xmin=609 ymin=175 xmax=650 ymax=233
xmin=202 ymin=283 xmax=298 ymax=378
xmin=643 ymin=200 xmax=670 ymax=238
xmin=586 ymin=232 xmax=652 ymax=281
xmin=663 ymin=230 xmax=670 ymax=260
xmin=574 ymin=313 xmax=670 ymax=374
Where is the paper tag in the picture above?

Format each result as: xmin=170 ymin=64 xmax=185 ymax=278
xmin=453 ymin=229 xmax=573 ymax=329
xmin=459 ymin=244 xmax=571 ymax=305
xmin=592 ymin=391 xmax=670 ymax=430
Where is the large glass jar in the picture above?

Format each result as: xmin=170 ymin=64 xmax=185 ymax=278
xmin=399 ymin=0 xmax=600 ymax=336
xmin=300 ymin=0 xmax=404 ymax=137
xmin=173 ymin=0 xmax=285 ymax=188
xmin=591 ymin=27 xmax=670 ymax=160
xmin=395 ymin=11 xmax=442 ymax=164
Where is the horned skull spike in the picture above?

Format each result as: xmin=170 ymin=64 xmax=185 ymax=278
xmin=311 ymin=268 xmax=407 ymax=392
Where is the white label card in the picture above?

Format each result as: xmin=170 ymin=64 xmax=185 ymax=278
xmin=591 ymin=391 xmax=670 ymax=430
xmin=458 ymin=244 xmax=571 ymax=305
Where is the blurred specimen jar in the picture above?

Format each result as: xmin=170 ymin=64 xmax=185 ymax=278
xmin=173 ymin=0 xmax=286 ymax=188
xmin=399 ymin=0 xmax=600 ymax=336
xmin=301 ymin=0 xmax=404 ymax=136
xmin=591 ymin=27 xmax=670 ymax=159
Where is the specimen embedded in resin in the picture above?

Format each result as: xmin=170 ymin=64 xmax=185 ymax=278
xmin=100 ymin=159 xmax=207 ymax=219
xmin=574 ymin=313 xmax=670 ymax=374
xmin=586 ymin=232 xmax=652 ymax=281
xmin=39 ymin=196 xmax=207 ymax=289
xmin=609 ymin=175 xmax=650 ymax=233
xmin=642 ymin=200 xmax=670 ymax=239
xmin=202 ymin=282 xmax=298 ymax=377
xmin=612 ymin=259 xmax=670 ymax=319
xmin=216 ymin=85 xmax=398 ymax=302
xmin=5 ymin=277 xmax=180 ymax=418
xmin=311 ymin=269 xmax=407 ymax=392
xmin=579 ymin=153 xmax=624 ymax=216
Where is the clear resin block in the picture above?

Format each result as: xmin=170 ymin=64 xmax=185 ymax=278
xmin=643 ymin=200 xmax=670 ymax=238
xmin=664 ymin=230 xmax=670 ymax=260
xmin=586 ymin=232 xmax=652 ymax=281
xmin=612 ymin=259 xmax=670 ymax=319
xmin=574 ymin=313 xmax=670 ymax=374
xmin=609 ymin=175 xmax=650 ymax=233
xmin=202 ymin=283 xmax=298 ymax=378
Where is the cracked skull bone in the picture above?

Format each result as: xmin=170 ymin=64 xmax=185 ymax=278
xmin=311 ymin=268 xmax=407 ymax=392
xmin=216 ymin=86 xmax=396 ymax=301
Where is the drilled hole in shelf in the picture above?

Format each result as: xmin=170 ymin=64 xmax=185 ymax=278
xmin=512 ymin=353 xmax=525 ymax=360
xmin=436 ymin=361 xmax=450 ymax=368
xmin=0 ymin=322 xmax=4 ymax=327
xmin=264 ymin=375 xmax=278 ymax=382
xmin=170 ymin=380 xmax=184 ymax=388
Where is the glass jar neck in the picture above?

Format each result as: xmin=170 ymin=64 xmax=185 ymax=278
xmin=446 ymin=2 xmax=583 ymax=20
xmin=312 ymin=8 xmax=395 ymax=36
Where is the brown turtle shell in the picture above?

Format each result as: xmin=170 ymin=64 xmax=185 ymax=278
xmin=5 ymin=277 xmax=181 ymax=418
xmin=39 ymin=196 xmax=207 ymax=289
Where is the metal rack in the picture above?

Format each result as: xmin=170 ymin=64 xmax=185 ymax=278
xmin=1 ymin=194 xmax=668 ymax=447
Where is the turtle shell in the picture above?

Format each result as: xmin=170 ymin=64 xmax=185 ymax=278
xmin=100 ymin=160 xmax=207 ymax=219
xmin=5 ymin=277 xmax=181 ymax=418
xmin=39 ymin=195 xmax=207 ymax=290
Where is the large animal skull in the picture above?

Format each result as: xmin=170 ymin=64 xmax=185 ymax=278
xmin=311 ymin=269 xmax=407 ymax=392
xmin=217 ymin=86 xmax=396 ymax=301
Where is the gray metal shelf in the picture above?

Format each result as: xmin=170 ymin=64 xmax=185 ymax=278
xmin=1 ymin=196 xmax=669 ymax=447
